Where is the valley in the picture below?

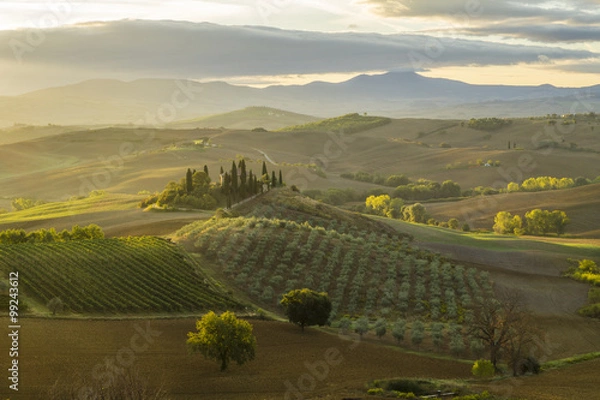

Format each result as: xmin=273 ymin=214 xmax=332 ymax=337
xmin=0 ymin=111 xmax=599 ymax=399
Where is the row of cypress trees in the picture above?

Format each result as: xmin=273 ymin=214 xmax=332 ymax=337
xmin=184 ymin=160 xmax=283 ymax=209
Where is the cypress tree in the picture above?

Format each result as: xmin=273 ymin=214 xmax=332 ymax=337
xmin=220 ymin=166 xmax=224 ymax=175
xmin=186 ymin=168 xmax=193 ymax=194
xmin=262 ymin=161 xmax=268 ymax=177
xmin=271 ymin=171 xmax=277 ymax=188
xmin=248 ymin=170 xmax=254 ymax=195
xmin=278 ymin=170 xmax=283 ymax=186
xmin=221 ymin=172 xmax=230 ymax=196
xmin=204 ymin=164 xmax=209 ymax=177
xmin=239 ymin=159 xmax=247 ymax=199
xmin=231 ymin=161 xmax=239 ymax=200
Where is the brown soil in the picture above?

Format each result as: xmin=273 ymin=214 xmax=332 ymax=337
xmin=0 ymin=318 xmax=472 ymax=400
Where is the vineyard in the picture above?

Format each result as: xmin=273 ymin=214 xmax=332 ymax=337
xmin=0 ymin=237 xmax=241 ymax=314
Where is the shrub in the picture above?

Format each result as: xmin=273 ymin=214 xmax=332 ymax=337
xmin=472 ymin=359 xmax=495 ymax=378
xmin=355 ymin=316 xmax=370 ymax=337
xmin=374 ymin=318 xmax=387 ymax=339
xmin=410 ymin=320 xmax=424 ymax=347
xmin=392 ymin=318 xmax=406 ymax=343
xmin=518 ymin=356 xmax=541 ymax=375
xmin=367 ymin=388 xmax=385 ymax=395
xmin=338 ymin=316 xmax=352 ymax=334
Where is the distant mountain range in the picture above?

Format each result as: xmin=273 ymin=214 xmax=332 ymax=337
xmin=1 ymin=72 xmax=599 ymax=127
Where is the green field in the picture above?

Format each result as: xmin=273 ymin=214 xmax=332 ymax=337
xmin=380 ymin=217 xmax=600 ymax=258
xmin=278 ymin=112 xmax=391 ymax=133
xmin=0 ymin=236 xmax=241 ymax=314
xmin=0 ymin=192 xmax=142 ymax=224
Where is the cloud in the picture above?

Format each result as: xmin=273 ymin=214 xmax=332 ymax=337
xmin=0 ymin=19 xmax=597 ymax=94
xmin=457 ymin=24 xmax=600 ymax=43
xmin=362 ymin=0 xmax=600 ymax=41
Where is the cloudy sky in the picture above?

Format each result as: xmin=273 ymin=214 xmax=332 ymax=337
xmin=1 ymin=0 xmax=599 ymax=95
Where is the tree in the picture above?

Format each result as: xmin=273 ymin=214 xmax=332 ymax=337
xmin=431 ymin=322 xmax=444 ymax=350
xmin=385 ymin=174 xmax=410 ymax=187
xmin=47 ymin=297 xmax=64 ymax=315
xmin=262 ymin=161 xmax=268 ymax=177
xmin=278 ymin=170 xmax=283 ymax=186
xmin=355 ymin=316 xmax=369 ymax=337
xmin=338 ymin=316 xmax=352 ymax=334
xmin=271 ymin=171 xmax=277 ymax=188
xmin=447 ymin=218 xmax=459 ymax=230
xmin=239 ymin=159 xmax=247 ymax=199
xmin=374 ymin=318 xmax=387 ymax=339
xmin=468 ymin=290 xmax=535 ymax=372
xmin=549 ymin=210 xmax=569 ymax=236
xmin=187 ymin=311 xmax=256 ymax=371
xmin=402 ymin=203 xmax=428 ymax=223
xmin=280 ymin=289 xmax=331 ymax=332
xmin=231 ymin=161 xmax=239 ymax=200
xmin=186 ymin=168 xmax=193 ymax=194
xmin=493 ymin=211 xmax=522 ymax=234
xmin=203 ymin=164 xmax=209 ymax=177
xmin=411 ymin=320 xmax=424 ymax=348
xmin=392 ymin=318 xmax=406 ymax=343
xmin=504 ymin=310 xmax=539 ymax=376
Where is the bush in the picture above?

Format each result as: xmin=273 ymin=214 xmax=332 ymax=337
xmin=518 ymin=356 xmax=541 ymax=375
xmin=472 ymin=359 xmax=495 ymax=378
xmin=367 ymin=388 xmax=385 ymax=395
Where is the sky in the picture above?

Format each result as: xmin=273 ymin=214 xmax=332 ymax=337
xmin=0 ymin=0 xmax=599 ymax=94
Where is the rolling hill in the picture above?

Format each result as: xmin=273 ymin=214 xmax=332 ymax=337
xmin=169 ymin=106 xmax=320 ymax=130
xmin=425 ymin=183 xmax=600 ymax=238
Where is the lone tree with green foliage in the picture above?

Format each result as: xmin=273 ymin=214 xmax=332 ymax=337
xmin=280 ymin=289 xmax=331 ymax=332
xmin=187 ymin=311 xmax=256 ymax=371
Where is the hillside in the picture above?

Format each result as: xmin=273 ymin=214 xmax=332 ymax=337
xmin=0 ymin=236 xmax=240 ymax=314
xmin=278 ymin=113 xmax=391 ymax=133
xmin=170 ymin=106 xmax=320 ymax=130
xmin=176 ymin=189 xmax=494 ymax=330
xmin=425 ymin=183 xmax=600 ymax=238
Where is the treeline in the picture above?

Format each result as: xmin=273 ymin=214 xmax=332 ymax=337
xmin=365 ymin=195 xmax=430 ymax=224
xmin=341 ymin=172 xmax=462 ymax=201
xmin=467 ymin=117 xmax=512 ymax=131
xmin=340 ymin=171 xmax=410 ymax=187
xmin=506 ymin=175 xmax=593 ymax=192
xmin=278 ymin=113 xmax=391 ymax=134
xmin=140 ymin=160 xmax=283 ymax=210
xmin=0 ymin=224 xmax=104 ymax=244
xmin=364 ymin=194 xmax=468 ymax=230
xmin=493 ymin=209 xmax=569 ymax=236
